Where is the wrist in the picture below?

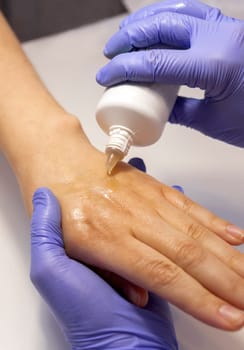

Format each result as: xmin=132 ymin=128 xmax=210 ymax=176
xmin=7 ymin=112 xmax=97 ymax=211
xmin=0 ymin=107 xmax=74 ymax=159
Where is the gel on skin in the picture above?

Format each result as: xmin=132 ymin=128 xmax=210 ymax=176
xmin=96 ymin=83 xmax=179 ymax=175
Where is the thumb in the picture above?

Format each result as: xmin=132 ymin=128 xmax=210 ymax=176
xmin=169 ymin=96 xmax=208 ymax=130
xmin=31 ymin=188 xmax=67 ymax=289
xmin=31 ymin=187 xmax=63 ymax=247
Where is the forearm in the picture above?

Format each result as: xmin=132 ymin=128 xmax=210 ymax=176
xmin=0 ymin=13 xmax=64 ymax=145
xmin=0 ymin=12 xmax=93 ymax=209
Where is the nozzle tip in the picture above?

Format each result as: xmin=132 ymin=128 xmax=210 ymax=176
xmin=106 ymin=150 xmax=123 ymax=175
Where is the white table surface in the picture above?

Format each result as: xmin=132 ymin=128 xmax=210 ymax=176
xmin=1 ymin=13 xmax=244 ymax=350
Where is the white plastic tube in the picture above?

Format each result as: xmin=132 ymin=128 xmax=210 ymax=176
xmin=96 ymin=82 xmax=179 ymax=174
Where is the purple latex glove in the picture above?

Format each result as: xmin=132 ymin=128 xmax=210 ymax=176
xmin=30 ymin=186 xmax=178 ymax=350
xmin=96 ymin=0 xmax=244 ymax=147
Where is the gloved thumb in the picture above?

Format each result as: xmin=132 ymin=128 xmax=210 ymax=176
xmin=31 ymin=187 xmax=63 ymax=248
xmin=170 ymin=96 xmax=208 ymax=131
xmin=31 ymin=188 xmax=67 ymax=290
xmin=171 ymin=96 xmax=244 ymax=147
xmin=172 ymin=185 xmax=184 ymax=193
xmin=128 ymin=157 xmax=146 ymax=172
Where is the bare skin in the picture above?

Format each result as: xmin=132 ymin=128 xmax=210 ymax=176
xmin=0 ymin=12 xmax=244 ymax=331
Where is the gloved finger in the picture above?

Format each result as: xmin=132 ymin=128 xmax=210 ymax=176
xmin=31 ymin=187 xmax=64 ymax=248
xmin=145 ymin=292 xmax=175 ymax=324
xmin=97 ymin=49 xmax=198 ymax=87
xmin=170 ymin=96 xmax=204 ymax=128
xmin=172 ymin=185 xmax=184 ymax=193
xmin=120 ymin=0 xmax=217 ymax=28
xmin=170 ymin=96 xmax=244 ymax=148
xmin=31 ymin=188 xmax=69 ymax=289
xmin=128 ymin=157 xmax=147 ymax=172
xmin=92 ymin=267 xmax=149 ymax=307
xmin=104 ymin=12 xmax=191 ymax=58
xmin=170 ymin=96 xmax=209 ymax=135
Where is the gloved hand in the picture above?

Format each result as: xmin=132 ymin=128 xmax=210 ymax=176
xmin=30 ymin=168 xmax=178 ymax=350
xmin=96 ymin=0 xmax=244 ymax=147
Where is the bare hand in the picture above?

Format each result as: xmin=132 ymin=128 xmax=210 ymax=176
xmin=19 ymin=116 xmax=244 ymax=331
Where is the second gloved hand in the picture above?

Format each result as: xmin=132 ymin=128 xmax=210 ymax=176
xmin=30 ymin=187 xmax=178 ymax=350
xmin=97 ymin=0 xmax=244 ymax=147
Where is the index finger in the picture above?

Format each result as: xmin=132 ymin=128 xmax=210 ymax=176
xmin=104 ymin=12 xmax=191 ymax=58
xmin=120 ymin=0 xmax=212 ymax=28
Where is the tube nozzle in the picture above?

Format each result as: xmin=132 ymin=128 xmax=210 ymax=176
xmin=106 ymin=150 xmax=124 ymax=175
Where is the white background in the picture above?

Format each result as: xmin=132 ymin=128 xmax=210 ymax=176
xmin=1 ymin=1 xmax=244 ymax=349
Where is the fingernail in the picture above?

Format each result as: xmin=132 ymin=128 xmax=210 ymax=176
xmin=219 ymin=305 xmax=244 ymax=324
xmin=140 ymin=290 xmax=149 ymax=307
xmin=125 ymin=287 xmax=148 ymax=307
xmin=226 ymin=225 xmax=244 ymax=241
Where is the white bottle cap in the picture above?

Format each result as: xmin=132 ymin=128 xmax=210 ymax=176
xmin=106 ymin=125 xmax=134 ymax=156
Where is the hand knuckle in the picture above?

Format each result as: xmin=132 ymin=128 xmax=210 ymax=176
xmin=176 ymin=241 xmax=205 ymax=269
xmin=181 ymin=197 xmax=194 ymax=214
xmin=186 ymin=222 xmax=206 ymax=240
xmin=159 ymin=184 xmax=171 ymax=199
xmin=146 ymin=259 xmax=180 ymax=289
xmin=146 ymin=50 xmax=162 ymax=78
xmin=227 ymin=252 xmax=240 ymax=270
xmin=206 ymin=213 xmax=219 ymax=227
